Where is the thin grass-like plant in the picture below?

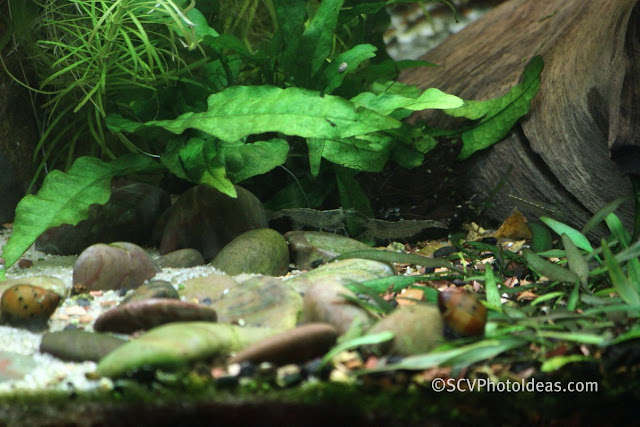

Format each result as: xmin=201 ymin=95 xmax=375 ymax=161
xmin=4 ymin=0 xmax=205 ymax=189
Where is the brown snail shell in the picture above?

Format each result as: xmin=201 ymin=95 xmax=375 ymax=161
xmin=437 ymin=290 xmax=487 ymax=338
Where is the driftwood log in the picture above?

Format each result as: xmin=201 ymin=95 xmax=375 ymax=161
xmin=400 ymin=0 xmax=639 ymax=232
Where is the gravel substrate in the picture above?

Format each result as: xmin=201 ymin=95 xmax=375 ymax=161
xmin=0 ymin=229 xmax=235 ymax=395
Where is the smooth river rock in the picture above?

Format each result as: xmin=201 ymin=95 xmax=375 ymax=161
xmin=152 ymin=184 xmax=268 ymax=260
xmin=96 ymin=322 xmax=279 ymax=378
xmin=229 ymin=323 xmax=338 ymax=365
xmin=210 ymin=228 xmax=290 ymax=276
xmin=93 ymin=298 xmax=218 ymax=334
xmin=0 ymin=284 xmax=61 ymax=330
xmin=155 ymin=249 xmax=205 ymax=269
xmin=72 ymin=242 xmax=159 ymax=293
xmin=367 ymin=304 xmax=444 ymax=356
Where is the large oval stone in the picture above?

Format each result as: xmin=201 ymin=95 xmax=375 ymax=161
xmin=229 ymin=323 xmax=338 ymax=365
xmin=210 ymin=229 xmax=289 ymax=276
xmin=121 ymin=280 xmax=179 ymax=304
xmin=177 ymin=273 xmax=240 ymax=304
xmin=73 ymin=242 xmax=159 ymax=293
xmin=93 ymin=298 xmax=218 ymax=334
xmin=152 ymin=184 xmax=268 ymax=260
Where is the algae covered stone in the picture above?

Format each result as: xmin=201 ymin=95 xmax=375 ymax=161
xmin=210 ymin=228 xmax=289 ymax=276
xmin=212 ymin=276 xmax=302 ymax=329
xmin=95 ymin=321 xmax=278 ymax=378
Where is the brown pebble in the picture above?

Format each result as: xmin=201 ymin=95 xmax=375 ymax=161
xmin=18 ymin=259 xmax=33 ymax=269
xmin=229 ymin=323 xmax=338 ymax=365
xmin=90 ymin=291 xmax=104 ymax=297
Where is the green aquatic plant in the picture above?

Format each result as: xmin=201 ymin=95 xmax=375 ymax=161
xmin=0 ymin=1 xmax=542 ymax=273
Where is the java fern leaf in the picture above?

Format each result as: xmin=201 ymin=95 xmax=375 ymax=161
xmin=106 ymin=85 xmax=401 ymax=142
xmin=1 ymin=154 xmax=160 ymax=271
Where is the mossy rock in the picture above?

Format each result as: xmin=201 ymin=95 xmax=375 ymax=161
xmin=210 ymin=229 xmax=289 ymax=276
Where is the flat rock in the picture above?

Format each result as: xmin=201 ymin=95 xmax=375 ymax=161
xmin=36 ymin=181 xmax=170 ymax=255
xmin=152 ymin=184 xmax=268 ymax=260
xmin=73 ymin=242 xmax=159 ymax=293
xmin=302 ymin=279 xmax=377 ymax=335
xmin=229 ymin=323 xmax=338 ymax=365
xmin=40 ymin=330 xmax=127 ymax=362
xmin=156 ymin=249 xmax=205 ymax=268
xmin=210 ymin=228 xmax=290 ymax=276
xmin=285 ymin=231 xmax=373 ymax=270
xmin=212 ymin=276 xmax=302 ymax=330
xmin=93 ymin=298 xmax=218 ymax=334
xmin=285 ymin=258 xmax=396 ymax=294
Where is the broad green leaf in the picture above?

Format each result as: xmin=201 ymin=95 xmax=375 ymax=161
xmin=351 ymin=88 xmax=463 ymax=116
xmin=161 ymin=137 xmax=235 ymax=197
xmin=357 ymin=275 xmax=424 ymax=293
xmin=582 ymin=196 xmax=629 ymax=235
xmin=271 ymin=0 xmax=306 ymax=70
xmin=221 ymin=138 xmax=289 ymax=182
xmin=602 ymin=237 xmax=640 ymax=306
xmin=319 ymin=44 xmax=377 ymax=95
xmin=299 ymin=0 xmax=343 ymax=81
xmin=484 ymin=265 xmax=502 ymax=311
xmin=107 ymin=85 xmax=400 ymax=142
xmin=541 ymin=216 xmax=593 ymax=253
xmin=541 ymin=355 xmax=593 ymax=372
xmin=185 ymin=7 xmax=219 ymax=42
xmin=1 ymin=154 xmax=160 ymax=268
xmin=449 ymin=56 xmax=543 ymax=160
xmin=528 ymin=222 xmax=553 ymax=253
xmin=523 ymin=249 xmax=579 ymax=283
xmin=307 ymin=135 xmax=393 ymax=174
xmin=561 ymin=234 xmax=589 ymax=289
